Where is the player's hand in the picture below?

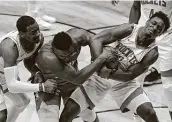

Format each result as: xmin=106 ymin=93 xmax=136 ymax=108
xmin=101 ymin=47 xmax=118 ymax=62
xmin=43 ymin=79 xmax=58 ymax=94
xmin=98 ymin=66 xmax=112 ymax=79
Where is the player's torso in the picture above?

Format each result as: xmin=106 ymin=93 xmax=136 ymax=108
xmin=139 ymin=0 xmax=172 ymax=27
xmin=109 ymin=25 xmax=156 ymax=81
xmin=38 ymin=42 xmax=80 ymax=92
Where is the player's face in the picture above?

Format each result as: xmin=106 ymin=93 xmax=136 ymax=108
xmin=144 ymin=17 xmax=165 ymax=39
xmin=24 ymin=22 xmax=41 ymax=43
xmin=55 ymin=43 xmax=79 ymax=63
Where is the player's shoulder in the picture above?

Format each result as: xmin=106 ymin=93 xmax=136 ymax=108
xmin=113 ymin=23 xmax=134 ymax=37
xmin=38 ymin=43 xmax=60 ymax=64
xmin=1 ymin=37 xmax=18 ymax=53
xmin=37 ymin=46 xmax=63 ymax=71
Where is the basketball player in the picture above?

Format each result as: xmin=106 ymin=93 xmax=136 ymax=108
xmin=0 ymin=16 xmax=58 ymax=122
xmin=60 ymin=11 xmax=170 ymax=122
xmin=35 ymin=28 xmax=115 ymax=122
xmin=129 ymin=0 xmax=172 ymax=120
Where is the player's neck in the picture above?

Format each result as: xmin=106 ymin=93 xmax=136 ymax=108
xmin=138 ymin=27 xmax=147 ymax=42
xmin=136 ymin=27 xmax=146 ymax=47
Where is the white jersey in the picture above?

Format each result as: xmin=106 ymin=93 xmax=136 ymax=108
xmin=0 ymin=30 xmax=41 ymax=85
xmin=137 ymin=0 xmax=172 ymax=71
xmin=0 ymin=30 xmax=41 ymax=63
xmin=139 ymin=0 xmax=172 ymax=30
xmin=112 ymin=24 xmax=156 ymax=72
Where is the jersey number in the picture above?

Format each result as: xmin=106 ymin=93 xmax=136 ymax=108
xmin=149 ymin=9 xmax=154 ymax=18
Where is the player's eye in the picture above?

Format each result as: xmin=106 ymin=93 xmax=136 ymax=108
xmin=152 ymin=21 xmax=156 ymax=25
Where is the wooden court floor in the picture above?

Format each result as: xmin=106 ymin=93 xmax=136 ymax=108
xmin=0 ymin=1 xmax=171 ymax=122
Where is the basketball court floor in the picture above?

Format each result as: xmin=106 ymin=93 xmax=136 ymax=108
xmin=0 ymin=1 xmax=171 ymax=122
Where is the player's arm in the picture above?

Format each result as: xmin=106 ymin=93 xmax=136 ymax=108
xmin=129 ymin=1 xmax=141 ymax=24
xmin=110 ymin=47 xmax=159 ymax=81
xmin=1 ymin=38 xmax=50 ymax=93
xmin=37 ymin=50 xmax=111 ymax=85
xmin=23 ymin=33 xmax=44 ymax=75
xmin=89 ymin=23 xmax=134 ymax=60
xmin=67 ymin=28 xmax=95 ymax=46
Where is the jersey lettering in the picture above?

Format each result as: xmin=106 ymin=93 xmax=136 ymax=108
xmin=115 ymin=43 xmax=139 ymax=71
xmin=149 ymin=9 xmax=154 ymax=18
xmin=141 ymin=0 xmax=166 ymax=7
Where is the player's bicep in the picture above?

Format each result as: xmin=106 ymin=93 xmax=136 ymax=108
xmin=132 ymin=1 xmax=140 ymax=9
xmin=1 ymin=38 xmax=18 ymax=67
xmin=91 ymin=23 xmax=133 ymax=45
xmin=141 ymin=47 xmax=159 ymax=69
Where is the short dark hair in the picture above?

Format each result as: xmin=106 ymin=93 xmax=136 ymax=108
xmin=52 ymin=32 xmax=72 ymax=50
xmin=150 ymin=11 xmax=170 ymax=33
xmin=16 ymin=16 xmax=36 ymax=32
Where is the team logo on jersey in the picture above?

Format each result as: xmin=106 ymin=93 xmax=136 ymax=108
xmin=141 ymin=0 xmax=166 ymax=7
xmin=115 ymin=43 xmax=138 ymax=72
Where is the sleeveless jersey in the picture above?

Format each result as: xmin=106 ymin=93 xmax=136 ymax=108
xmin=139 ymin=0 xmax=172 ymax=30
xmin=0 ymin=30 xmax=41 ymax=63
xmin=112 ymin=24 xmax=156 ymax=73
xmin=0 ymin=30 xmax=41 ymax=85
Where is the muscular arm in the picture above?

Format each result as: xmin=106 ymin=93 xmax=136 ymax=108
xmin=1 ymin=38 xmax=41 ymax=93
xmin=110 ymin=47 xmax=159 ymax=81
xmin=67 ymin=28 xmax=95 ymax=46
xmin=24 ymin=33 xmax=44 ymax=75
xmin=89 ymin=23 xmax=134 ymax=60
xmin=37 ymin=51 xmax=107 ymax=85
xmin=129 ymin=1 xmax=141 ymax=24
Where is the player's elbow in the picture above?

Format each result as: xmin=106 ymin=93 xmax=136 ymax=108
xmin=70 ymin=73 xmax=86 ymax=85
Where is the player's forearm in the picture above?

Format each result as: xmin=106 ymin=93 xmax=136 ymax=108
xmin=110 ymin=64 xmax=147 ymax=82
xmin=109 ymin=71 xmax=135 ymax=82
xmin=6 ymin=80 xmax=40 ymax=93
xmin=129 ymin=5 xmax=140 ymax=24
xmin=89 ymin=40 xmax=103 ymax=61
xmin=4 ymin=66 xmax=41 ymax=93
xmin=70 ymin=56 xmax=106 ymax=85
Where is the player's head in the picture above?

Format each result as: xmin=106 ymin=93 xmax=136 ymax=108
xmin=16 ymin=16 xmax=41 ymax=43
xmin=144 ymin=11 xmax=170 ymax=39
xmin=52 ymin=32 xmax=78 ymax=62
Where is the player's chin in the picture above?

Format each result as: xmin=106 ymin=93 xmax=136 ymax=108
xmin=105 ymin=61 xmax=118 ymax=69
